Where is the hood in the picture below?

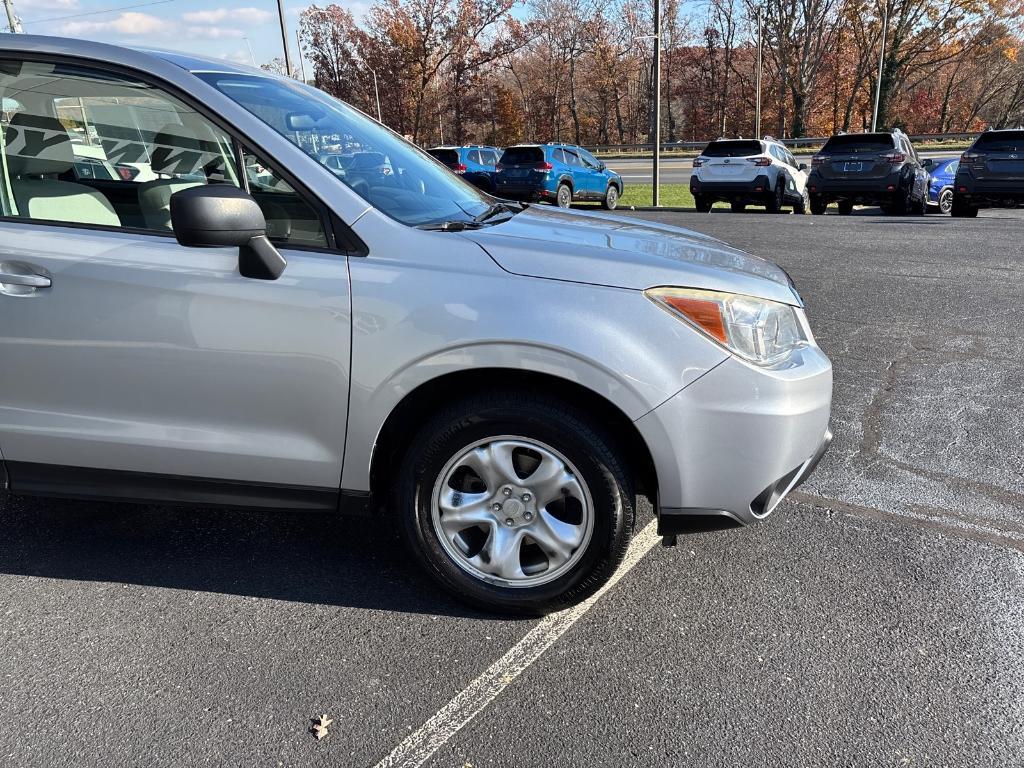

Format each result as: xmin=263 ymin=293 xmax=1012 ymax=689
xmin=460 ymin=206 xmax=801 ymax=306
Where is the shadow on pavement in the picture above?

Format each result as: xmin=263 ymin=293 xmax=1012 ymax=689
xmin=0 ymin=492 xmax=496 ymax=619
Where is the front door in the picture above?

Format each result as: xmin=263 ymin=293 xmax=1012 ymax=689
xmin=0 ymin=58 xmax=350 ymax=497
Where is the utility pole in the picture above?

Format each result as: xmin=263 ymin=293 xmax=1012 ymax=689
xmin=871 ymin=0 xmax=889 ymax=132
xmin=755 ymin=6 xmax=762 ymax=138
xmin=371 ymin=68 xmax=381 ymax=122
xmin=276 ymin=0 xmax=294 ymax=78
xmin=3 ymin=0 xmax=23 ymax=33
xmin=296 ymin=30 xmax=307 ymax=82
xmin=652 ymin=0 xmax=661 ymax=206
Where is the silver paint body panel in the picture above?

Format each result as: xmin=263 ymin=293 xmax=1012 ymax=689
xmin=0 ymin=37 xmax=832 ymax=521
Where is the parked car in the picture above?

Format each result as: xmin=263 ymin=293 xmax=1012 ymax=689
xmin=426 ymin=145 xmax=500 ymax=193
xmin=807 ymin=129 xmax=929 ymax=215
xmin=689 ymin=136 xmax=808 ymax=214
xmin=951 ymin=129 xmax=1024 ymax=217
xmin=494 ymin=143 xmax=623 ymax=209
xmin=0 ymin=36 xmax=831 ymax=615
xmin=922 ymin=156 xmax=958 ymax=214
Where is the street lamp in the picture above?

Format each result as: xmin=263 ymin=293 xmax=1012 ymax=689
xmin=368 ymin=67 xmax=382 ymax=123
xmin=871 ymin=0 xmax=890 ymax=132
xmin=635 ymin=14 xmax=662 ymax=207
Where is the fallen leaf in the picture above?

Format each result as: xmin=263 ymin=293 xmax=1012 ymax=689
xmin=311 ymin=714 xmax=333 ymax=741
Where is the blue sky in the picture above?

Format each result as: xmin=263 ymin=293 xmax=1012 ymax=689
xmin=9 ymin=0 xmax=358 ymax=70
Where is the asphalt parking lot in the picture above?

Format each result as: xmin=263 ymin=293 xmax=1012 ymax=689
xmin=2 ymin=207 xmax=1023 ymax=767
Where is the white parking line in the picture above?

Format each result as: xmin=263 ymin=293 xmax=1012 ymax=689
xmin=371 ymin=518 xmax=660 ymax=768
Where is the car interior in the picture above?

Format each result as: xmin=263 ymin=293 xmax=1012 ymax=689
xmin=0 ymin=59 xmax=327 ymax=248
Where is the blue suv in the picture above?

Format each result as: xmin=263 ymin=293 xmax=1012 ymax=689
xmin=426 ymin=145 xmax=501 ymax=193
xmin=923 ymin=156 xmax=958 ymax=214
xmin=495 ymin=144 xmax=623 ymax=209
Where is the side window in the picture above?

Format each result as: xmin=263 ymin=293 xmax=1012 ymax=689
xmin=467 ymin=150 xmax=481 ymax=165
xmin=564 ymin=149 xmax=583 ymax=168
xmin=552 ymin=148 xmax=565 ymax=164
xmin=484 ymin=150 xmax=499 ymax=166
xmin=242 ymin=147 xmax=327 ymax=248
xmin=578 ymin=148 xmax=599 ymax=169
xmin=1 ymin=58 xmax=238 ymax=231
xmin=786 ymin=150 xmax=798 ymax=168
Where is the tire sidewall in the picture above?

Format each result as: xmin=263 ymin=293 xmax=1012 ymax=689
xmin=397 ymin=400 xmax=632 ymax=614
xmin=603 ymin=184 xmax=619 ymax=210
xmin=556 ymin=184 xmax=572 ymax=208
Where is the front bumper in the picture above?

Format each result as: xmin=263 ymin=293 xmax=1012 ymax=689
xmin=635 ymin=346 xmax=832 ymax=534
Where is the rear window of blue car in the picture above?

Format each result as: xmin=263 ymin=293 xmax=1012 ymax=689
xmin=501 ymin=146 xmax=544 ymax=165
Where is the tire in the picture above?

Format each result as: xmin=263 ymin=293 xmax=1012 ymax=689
xmin=810 ymin=195 xmax=827 ymax=215
xmin=891 ymin=183 xmax=914 ymax=215
xmin=938 ymin=188 xmax=954 ymax=215
xmin=555 ymin=183 xmax=572 ymax=209
xmin=395 ymin=391 xmax=635 ymax=615
xmin=837 ymin=200 xmax=854 ymax=215
xmin=601 ymin=184 xmax=619 ymax=210
xmin=730 ymin=201 xmax=746 ymax=213
xmin=912 ymin=189 xmax=927 ymax=215
xmin=794 ymin=188 xmax=809 ymax=215
xmin=951 ymin=194 xmax=978 ymax=218
xmin=765 ymin=182 xmax=784 ymax=213
xmin=694 ymin=194 xmax=712 ymax=213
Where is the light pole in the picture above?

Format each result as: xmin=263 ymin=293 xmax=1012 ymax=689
xmin=3 ymin=0 xmax=22 ymax=33
xmin=276 ymin=0 xmax=294 ymax=78
xmin=371 ymin=68 xmax=382 ymax=123
xmin=871 ymin=0 xmax=889 ymax=132
xmin=652 ymin=0 xmax=661 ymax=206
xmin=755 ymin=6 xmax=763 ymax=138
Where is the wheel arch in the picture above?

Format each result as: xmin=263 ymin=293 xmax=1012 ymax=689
xmin=369 ymin=368 xmax=659 ymax=512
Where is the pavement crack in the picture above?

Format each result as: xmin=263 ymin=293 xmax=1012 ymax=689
xmin=790 ymin=490 xmax=1024 ymax=554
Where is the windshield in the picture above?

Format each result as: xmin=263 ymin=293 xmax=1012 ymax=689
xmin=195 ymin=73 xmax=493 ymax=227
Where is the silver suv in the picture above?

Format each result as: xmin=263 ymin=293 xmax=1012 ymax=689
xmin=0 ymin=37 xmax=832 ymax=614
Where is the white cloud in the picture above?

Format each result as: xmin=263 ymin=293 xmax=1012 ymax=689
xmin=59 ymin=11 xmax=169 ymax=36
xmin=188 ymin=26 xmax=245 ymax=39
xmin=23 ymin=0 xmax=80 ymax=11
xmin=182 ymin=7 xmax=272 ymax=26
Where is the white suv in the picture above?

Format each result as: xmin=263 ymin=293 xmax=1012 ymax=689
xmin=690 ymin=137 xmax=809 ymax=214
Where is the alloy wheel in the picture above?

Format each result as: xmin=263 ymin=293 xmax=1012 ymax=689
xmin=939 ymin=188 xmax=953 ymax=215
xmin=430 ymin=436 xmax=595 ymax=588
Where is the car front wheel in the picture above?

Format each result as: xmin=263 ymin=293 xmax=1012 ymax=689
xmin=396 ymin=392 xmax=635 ymax=615
xmin=602 ymin=184 xmax=619 ymax=210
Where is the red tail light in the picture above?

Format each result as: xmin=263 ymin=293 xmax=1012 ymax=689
xmin=453 ymin=163 xmax=467 ymax=173
xmin=535 ymin=162 xmax=554 ymax=171
xmin=692 ymin=157 xmax=705 ymax=168
xmin=882 ymin=152 xmax=905 ymax=164
xmin=961 ymin=151 xmax=985 ymax=167
xmin=750 ymin=156 xmax=772 ymax=167
xmin=811 ymin=155 xmax=827 ymax=167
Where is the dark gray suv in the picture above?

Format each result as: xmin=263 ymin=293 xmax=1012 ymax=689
xmin=807 ymin=130 xmax=929 ymax=215
xmin=951 ymin=129 xmax=1024 ymax=217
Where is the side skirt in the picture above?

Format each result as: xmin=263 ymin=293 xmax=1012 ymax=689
xmin=4 ymin=461 xmax=345 ymax=512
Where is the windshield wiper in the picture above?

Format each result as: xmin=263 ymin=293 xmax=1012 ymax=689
xmin=474 ymin=201 xmax=523 ymax=225
xmin=417 ymin=220 xmax=485 ymax=232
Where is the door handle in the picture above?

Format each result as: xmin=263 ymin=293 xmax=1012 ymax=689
xmin=0 ymin=271 xmax=51 ymax=288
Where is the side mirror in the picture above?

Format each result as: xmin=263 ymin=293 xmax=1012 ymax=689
xmin=798 ymin=163 xmax=808 ymax=172
xmin=170 ymin=185 xmax=287 ymax=280
xmin=921 ymin=158 xmax=934 ymax=170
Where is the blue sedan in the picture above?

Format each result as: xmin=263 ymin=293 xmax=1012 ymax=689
xmin=925 ymin=157 xmax=959 ymax=215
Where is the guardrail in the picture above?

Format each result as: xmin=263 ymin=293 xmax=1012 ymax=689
xmin=586 ymin=132 xmax=979 ymax=154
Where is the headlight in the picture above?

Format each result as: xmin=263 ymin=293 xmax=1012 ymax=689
xmin=645 ymin=287 xmax=807 ymax=366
